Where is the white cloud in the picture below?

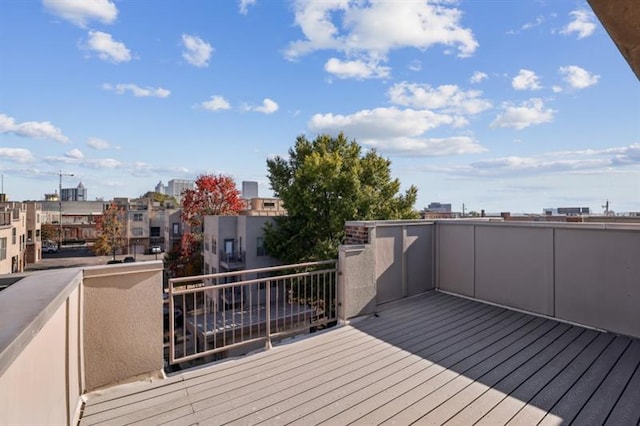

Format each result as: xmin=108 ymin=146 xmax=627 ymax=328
xmin=470 ymin=71 xmax=488 ymax=84
xmin=87 ymin=158 xmax=122 ymax=169
xmin=285 ymin=1 xmax=478 ymax=78
xmin=200 ymin=95 xmax=231 ymax=111
xmin=65 ymin=148 xmax=84 ymax=160
xmin=409 ymin=60 xmax=422 ymax=72
xmin=512 ymin=69 xmax=542 ymax=91
xmin=0 ymin=113 xmax=69 ymax=143
xmin=254 ymin=98 xmax=279 ymax=114
xmin=86 ymin=31 xmax=132 ymax=63
xmin=239 ymin=0 xmax=256 ymax=15
xmin=552 ymin=85 xmax=563 ymax=93
xmin=0 ymin=148 xmax=34 ymax=163
xmin=87 ymin=137 xmax=111 ymax=150
xmin=433 ymin=143 xmax=640 ymax=177
xmin=324 ymin=58 xmax=390 ymax=79
xmin=309 ymin=107 xmax=456 ymax=139
xmin=388 ymin=82 xmax=492 ymax=115
xmin=491 ymin=98 xmax=555 ymax=130
xmin=559 ymin=65 xmax=600 ymax=89
xmin=363 ymin=136 xmax=487 ymax=157
xmin=43 ymin=0 xmax=117 ymax=28
xmin=561 ymin=10 xmax=596 ymax=39
xmin=102 ymin=83 xmax=170 ymax=98
xmin=182 ymin=34 xmax=213 ymax=68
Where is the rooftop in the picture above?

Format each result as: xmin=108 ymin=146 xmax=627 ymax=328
xmin=80 ymin=291 xmax=640 ymax=425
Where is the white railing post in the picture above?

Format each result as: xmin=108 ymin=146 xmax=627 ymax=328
xmin=168 ymin=278 xmax=175 ymax=365
xmin=265 ymin=279 xmax=272 ymax=350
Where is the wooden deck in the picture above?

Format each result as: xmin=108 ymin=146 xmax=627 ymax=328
xmin=80 ymin=291 xmax=640 ymax=425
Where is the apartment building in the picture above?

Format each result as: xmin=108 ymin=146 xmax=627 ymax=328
xmin=25 ymin=202 xmax=42 ymax=264
xmin=0 ymin=202 xmax=27 ymax=274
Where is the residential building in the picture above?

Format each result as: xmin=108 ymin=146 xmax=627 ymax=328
xmin=24 ymin=202 xmax=42 ymax=264
xmin=40 ymin=201 xmax=105 ymax=244
xmin=426 ymin=202 xmax=452 ymax=213
xmin=164 ymin=209 xmax=183 ymax=253
xmin=202 ymin=215 xmax=281 ymax=277
xmin=242 ymin=197 xmax=286 ymax=216
xmin=543 ymin=207 xmax=591 ymax=216
xmin=0 ymin=202 xmax=27 ymax=274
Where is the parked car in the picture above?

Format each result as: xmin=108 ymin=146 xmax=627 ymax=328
xmin=123 ymin=256 xmax=136 ymax=263
xmin=150 ymin=245 xmax=162 ymax=254
xmin=107 ymin=259 xmax=123 ymax=264
xmin=43 ymin=245 xmax=58 ymax=253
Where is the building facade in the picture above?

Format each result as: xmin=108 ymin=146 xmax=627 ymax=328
xmin=0 ymin=202 xmax=28 ymax=274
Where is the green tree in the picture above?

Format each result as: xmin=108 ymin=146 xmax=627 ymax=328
xmin=140 ymin=191 xmax=179 ymax=208
xmin=93 ymin=202 xmax=126 ymax=261
xmin=265 ymin=133 xmax=419 ymax=263
xmin=40 ymin=223 xmax=57 ymax=243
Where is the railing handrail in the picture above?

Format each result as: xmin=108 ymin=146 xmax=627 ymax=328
xmin=168 ymin=259 xmax=338 ymax=366
xmin=169 ymin=259 xmax=337 ymax=285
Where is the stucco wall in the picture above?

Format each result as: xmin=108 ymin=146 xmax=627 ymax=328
xmin=0 ymin=271 xmax=82 ymax=426
xmin=338 ymin=245 xmax=376 ymax=319
xmin=82 ymin=261 xmax=163 ymax=391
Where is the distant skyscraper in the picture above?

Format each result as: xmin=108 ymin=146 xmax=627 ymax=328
xmin=167 ymin=179 xmax=194 ymax=201
xmin=155 ymin=181 xmax=166 ymax=195
xmin=242 ymin=181 xmax=259 ymax=200
xmin=61 ymin=182 xmax=87 ymax=201
xmin=426 ymin=202 xmax=452 ymax=213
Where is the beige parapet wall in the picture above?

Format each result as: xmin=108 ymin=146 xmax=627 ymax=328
xmin=83 ymin=262 xmax=164 ymax=391
xmin=0 ymin=269 xmax=83 ymax=426
xmin=436 ymin=221 xmax=640 ymax=340
xmin=0 ymin=261 xmax=164 ymax=425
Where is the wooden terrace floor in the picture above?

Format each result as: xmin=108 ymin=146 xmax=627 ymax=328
xmin=80 ymin=291 xmax=640 ymax=425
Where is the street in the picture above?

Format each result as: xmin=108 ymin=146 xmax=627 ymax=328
xmin=26 ymin=246 xmax=164 ymax=271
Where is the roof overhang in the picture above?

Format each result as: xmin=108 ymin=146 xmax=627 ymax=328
xmin=588 ymin=0 xmax=640 ymax=81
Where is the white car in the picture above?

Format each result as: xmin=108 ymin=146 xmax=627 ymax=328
xmin=43 ymin=245 xmax=58 ymax=253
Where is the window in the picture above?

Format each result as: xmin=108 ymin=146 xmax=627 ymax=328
xmin=132 ymin=227 xmax=144 ymax=236
xmin=12 ymin=228 xmax=16 ymax=245
xmin=172 ymin=223 xmax=180 ymax=236
xmin=133 ymin=213 xmax=144 ymax=222
xmin=36 ymin=229 xmax=41 ymax=240
xmin=204 ymin=236 xmax=210 ymax=252
xmin=211 ymin=236 xmax=217 ymax=253
xmin=150 ymin=226 xmax=161 ymax=237
xmin=28 ymin=230 xmax=33 ymax=242
xmin=264 ymin=201 xmax=275 ymax=208
xmin=256 ymin=237 xmax=265 ymax=256
xmin=0 ymin=238 xmax=6 ymax=260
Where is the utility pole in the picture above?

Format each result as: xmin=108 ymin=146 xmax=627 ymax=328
xmin=58 ymin=170 xmax=74 ymax=249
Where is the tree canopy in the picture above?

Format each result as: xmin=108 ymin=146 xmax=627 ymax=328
xmin=93 ymin=202 xmax=126 ymax=260
xmin=140 ymin=191 xmax=179 ymax=207
xmin=265 ymin=133 xmax=419 ymax=263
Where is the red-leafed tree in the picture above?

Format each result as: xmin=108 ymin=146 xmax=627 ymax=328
xmin=167 ymin=174 xmax=243 ymax=277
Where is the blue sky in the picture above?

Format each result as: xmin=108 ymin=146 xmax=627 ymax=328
xmin=1 ymin=0 xmax=638 ymax=214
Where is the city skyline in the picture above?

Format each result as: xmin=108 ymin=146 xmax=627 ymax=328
xmin=1 ymin=0 xmax=638 ymax=213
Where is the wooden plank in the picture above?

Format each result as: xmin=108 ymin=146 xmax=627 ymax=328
xmin=506 ymin=332 xmax=615 ymax=425
xmin=538 ymin=336 xmax=630 ymax=425
xmin=324 ymin=314 xmax=548 ymax=426
xmin=196 ymin=303 xmax=514 ymax=424
xmin=469 ymin=328 xmax=598 ymax=425
xmin=79 ymin=389 xmax=190 ymax=426
xmin=433 ymin=322 xmax=574 ymax=426
xmin=290 ymin=314 xmax=541 ymax=426
xmin=423 ymin=328 xmax=599 ymax=425
xmin=574 ymin=338 xmax=640 ymax=425
xmin=605 ymin=343 xmax=640 ymax=425
xmin=388 ymin=324 xmax=583 ymax=425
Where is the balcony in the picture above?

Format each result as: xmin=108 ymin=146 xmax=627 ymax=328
xmin=1 ymin=220 xmax=639 ymax=425
xmin=219 ymin=249 xmax=246 ymax=270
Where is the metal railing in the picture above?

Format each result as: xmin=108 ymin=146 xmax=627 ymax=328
xmin=167 ymin=260 xmax=337 ymax=365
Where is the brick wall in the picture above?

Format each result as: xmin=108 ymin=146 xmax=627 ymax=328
xmin=344 ymin=225 xmax=369 ymax=245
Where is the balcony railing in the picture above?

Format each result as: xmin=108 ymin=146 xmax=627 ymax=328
xmin=167 ymin=260 xmax=337 ymax=365
xmin=218 ymin=249 xmax=245 ymax=269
